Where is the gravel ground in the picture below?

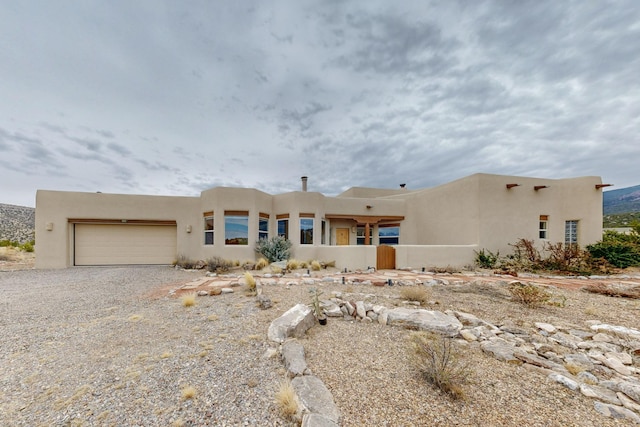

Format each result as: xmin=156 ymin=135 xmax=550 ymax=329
xmin=1 ymin=267 xmax=294 ymax=426
xmin=1 ymin=266 xmax=640 ymax=426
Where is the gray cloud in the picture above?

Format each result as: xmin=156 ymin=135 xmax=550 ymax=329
xmin=0 ymin=1 xmax=638 ymax=208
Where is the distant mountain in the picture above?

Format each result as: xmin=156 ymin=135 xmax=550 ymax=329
xmin=0 ymin=204 xmax=35 ymax=244
xmin=603 ymin=185 xmax=640 ymax=215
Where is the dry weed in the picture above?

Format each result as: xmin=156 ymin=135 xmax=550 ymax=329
xmin=408 ymin=331 xmax=470 ymax=400
xmin=400 ymin=286 xmax=431 ymax=305
xmin=507 ymin=282 xmax=551 ymax=308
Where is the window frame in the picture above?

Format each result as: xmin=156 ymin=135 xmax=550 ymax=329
xmin=204 ymin=211 xmax=214 ymax=245
xmin=378 ymin=223 xmax=400 ymax=245
xmin=565 ymin=220 xmax=578 ymax=246
xmin=224 ymin=211 xmax=249 ymax=245
xmin=539 ymin=215 xmax=548 ymax=240
xmin=300 ymin=214 xmax=314 ymax=245
xmin=277 ymin=214 xmax=289 ymax=240
xmin=258 ymin=213 xmax=269 ymax=241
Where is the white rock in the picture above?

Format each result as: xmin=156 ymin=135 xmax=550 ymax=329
xmin=603 ymin=357 xmax=632 ymax=376
xmin=548 ymin=373 xmax=579 ymax=391
xmin=535 ymin=322 xmax=557 ymax=333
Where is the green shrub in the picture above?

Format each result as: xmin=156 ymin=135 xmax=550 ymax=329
xmin=408 ymin=331 xmax=470 ymax=400
xmin=254 ymin=236 xmax=292 ymax=262
xmin=587 ymin=230 xmax=640 ymax=269
xmin=20 ymin=241 xmax=34 ymax=252
xmin=474 ymin=249 xmax=500 ymax=269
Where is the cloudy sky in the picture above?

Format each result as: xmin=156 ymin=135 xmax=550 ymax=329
xmin=1 ymin=1 xmax=639 ymax=207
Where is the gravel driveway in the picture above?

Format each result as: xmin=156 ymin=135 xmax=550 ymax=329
xmin=0 ymin=267 xmax=293 ymax=426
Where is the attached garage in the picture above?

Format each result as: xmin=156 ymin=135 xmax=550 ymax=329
xmin=73 ymin=221 xmax=177 ymax=266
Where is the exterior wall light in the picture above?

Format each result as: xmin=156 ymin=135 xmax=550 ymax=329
xmin=46 ymin=222 xmax=54 ymax=231
xmin=186 ymin=225 xmax=192 ymax=233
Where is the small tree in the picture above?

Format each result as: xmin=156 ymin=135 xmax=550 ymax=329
xmin=255 ymin=236 xmax=292 ymax=262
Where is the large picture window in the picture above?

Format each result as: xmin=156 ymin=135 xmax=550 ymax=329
xmin=225 ymin=211 xmax=248 ymax=245
xmin=300 ymin=215 xmax=314 ymax=245
xmin=379 ymin=224 xmax=399 ymax=245
xmin=204 ymin=212 xmax=214 ymax=245
xmin=259 ymin=213 xmax=269 ymax=241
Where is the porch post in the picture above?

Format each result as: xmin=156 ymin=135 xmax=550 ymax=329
xmin=365 ymin=222 xmax=371 ymax=245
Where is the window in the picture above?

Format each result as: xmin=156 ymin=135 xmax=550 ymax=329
xmin=321 ymin=220 xmax=326 ymax=245
xmin=300 ymin=214 xmax=314 ymax=244
xmin=379 ymin=224 xmax=399 ymax=245
xmin=204 ymin=211 xmax=214 ymax=245
xmin=259 ymin=213 xmax=269 ymax=241
xmin=277 ymin=214 xmax=289 ymax=239
xmin=356 ymin=225 xmax=373 ymax=245
xmin=225 ymin=211 xmax=248 ymax=245
xmin=565 ymin=220 xmax=578 ymax=245
xmin=539 ymin=215 xmax=548 ymax=239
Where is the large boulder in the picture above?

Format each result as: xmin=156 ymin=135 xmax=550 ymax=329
xmin=386 ymin=308 xmax=462 ymax=337
xmin=268 ymin=304 xmax=316 ymax=343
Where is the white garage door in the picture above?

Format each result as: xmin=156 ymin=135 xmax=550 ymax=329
xmin=74 ymin=224 xmax=177 ymax=266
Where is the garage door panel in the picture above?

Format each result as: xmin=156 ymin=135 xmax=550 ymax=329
xmin=75 ymin=224 xmax=177 ymax=265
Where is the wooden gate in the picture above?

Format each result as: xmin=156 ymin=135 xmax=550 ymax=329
xmin=376 ymin=245 xmax=396 ymax=270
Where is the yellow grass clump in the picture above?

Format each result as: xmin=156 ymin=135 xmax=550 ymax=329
xmin=275 ymin=380 xmax=298 ymax=420
xmin=310 ymin=260 xmax=322 ymax=271
xmin=180 ymin=292 xmax=197 ymax=307
xmin=181 ymin=385 xmax=197 ymax=400
xmin=255 ymin=257 xmax=269 ymax=270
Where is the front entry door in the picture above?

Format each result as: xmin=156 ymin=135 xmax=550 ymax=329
xmin=336 ymin=228 xmax=350 ymax=245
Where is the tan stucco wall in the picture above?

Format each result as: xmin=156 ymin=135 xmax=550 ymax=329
xmin=35 ymin=173 xmax=604 ymax=269
xmin=35 ymin=190 xmax=200 ymax=268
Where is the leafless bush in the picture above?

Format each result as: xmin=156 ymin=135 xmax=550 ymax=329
xmin=507 ymin=282 xmax=551 ymax=308
xmin=408 ymin=331 xmax=470 ymax=400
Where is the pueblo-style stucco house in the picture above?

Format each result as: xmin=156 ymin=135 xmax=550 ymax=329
xmin=35 ymin=173 xmax=606 ymax=269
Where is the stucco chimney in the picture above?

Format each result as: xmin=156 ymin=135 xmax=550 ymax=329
xmin=301 ymin=176 xmax=308 ymax=192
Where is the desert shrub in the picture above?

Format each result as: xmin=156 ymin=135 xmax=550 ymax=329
xmin=507 ymin=282 xmax=551 ymax=308
xmin=255 ymin=257 xmax=269 ymax=270
xmin=20 ymin=241 xmax=34 ymax=252
xmin=207 ymin=256 xmax=234 ymax=273
xmin=474 ymin=249 xmax=500 ymax=269
xmin=541 ymin=242 xmax=595 ymax=274
xmin=0 ymin=253 xmax=11 ymax=261
xmin=175 ymin=254 xmax=198 ymax=269
xmin=310 ymin=260 xmax=321 ymax=271
xmin=255 ymin=236 xmax=292 ymax=262
xmin=400 ymin=286 xmax=431 ymax=305
xmin=408 ymin=331 xmax=470 ymax=400
xmin=244 ymin=272 xmax=256 ymax=295
xmin=506 ymin=238 xmax=541 ymax=270
xmin=0 ymin=240 xmax=19 ymax=247
xmin=299 ymin=260 xmax=308 ymax=269
xmin=271 ymin=265 xmax=283 ymax=274
xmin=275 ymin=380 xmax=298 ymax=420
xmin=583 ymin=283 xmax=640 ymax=299
xmin=322 ymin=260 xmax=336 ymax=268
